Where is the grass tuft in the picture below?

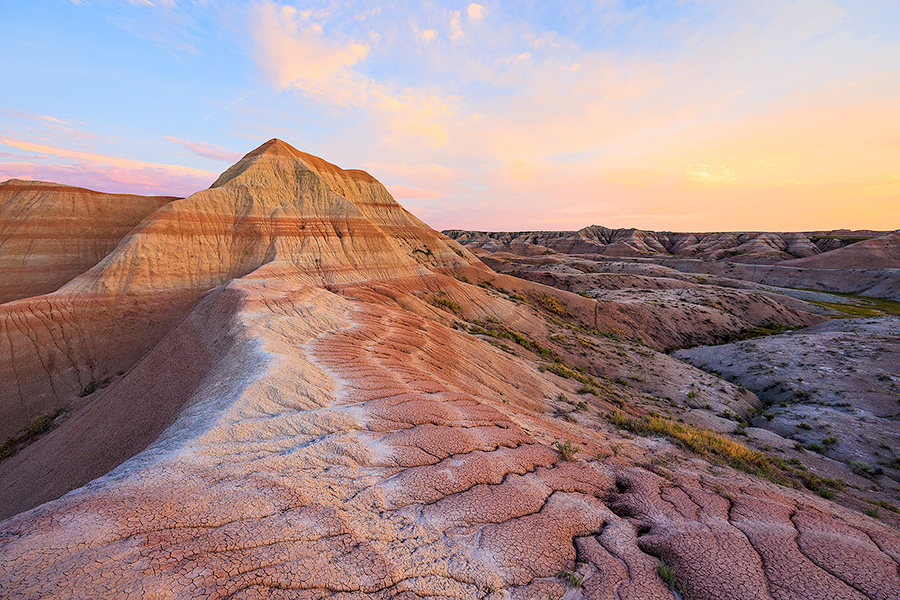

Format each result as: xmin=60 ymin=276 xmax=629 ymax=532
xmin=0 ymin=409 xmax=63 ymax=461
xmin=432 ymin=297 xmax=462 ymax=315
xmin=533 ymin=293 xmax=570 ymax=316
xmin=609 ymin=410 xmax=786 ymax=483
xmin=557 ymin=568 xmax=583 ymax=588
xmin=556 ymin=440 xmax=579 ymax=461
xmin=657 ymin=561 xmax=677 ymax=590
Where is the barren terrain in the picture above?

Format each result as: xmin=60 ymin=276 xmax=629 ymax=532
xmin=0 ymin=141 xmax=897 ymax=599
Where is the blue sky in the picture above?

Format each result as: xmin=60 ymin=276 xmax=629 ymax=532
xmin=2 ymin=0 xmax=899 ymax=231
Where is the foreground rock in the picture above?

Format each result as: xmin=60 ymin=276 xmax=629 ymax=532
xmin=1 ymin=141 xmax=898 ymax=599
xmin=676 ymin=317 xmax=900 ymax=507
xmin=4 ymin=281 xmax=899 ymax=600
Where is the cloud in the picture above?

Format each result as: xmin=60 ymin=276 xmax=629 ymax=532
xmin=385 ymin=184 xmax=444 ymax=200
xmin=165 ymin=136 xmax=242 ymax=162
xmin=0 ymin=138 xmax=216 ymax=196
xmin=467 ymin=3 xmax=485 ymax=22
xmin=685 ymin=163 xmax=737 ymax=185
xmin=247 ymin=0 xmax=458 ymax=147
xmin=2 ymin=138 xmax=212 ymax=176
xmin=448 ymin=10 xmax=462 ymax=41
xmin=250 ymin=0 xmax=368 ymax=93
xmin=417 ymin=28 xmax=438 ymax=43
xmin=5 ymin=109 xmax=106 ymax=144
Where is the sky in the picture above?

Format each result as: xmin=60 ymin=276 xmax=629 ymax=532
xmin=1 ymin=0 xmax=899 ymax=232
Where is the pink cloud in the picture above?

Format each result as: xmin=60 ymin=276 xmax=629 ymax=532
xmin=0 ymin=139 xmax=217 ymax=196
xmin=5 ymin=109 xmax=71 ymax=126
xmin=165 ymin=136 xmax=243 ymax=162
xmin=0 ymin=160 xmax=208 ymax=197
xmin=385 ymin=183 xmax=444 ymax=200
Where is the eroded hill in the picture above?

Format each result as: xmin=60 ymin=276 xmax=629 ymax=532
xmin=1 ymin=141 xmax=898 ymax=599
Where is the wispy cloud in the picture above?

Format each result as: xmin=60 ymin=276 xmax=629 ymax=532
xmin=165 ymin=136 xmax=242 ymax=162
xmin=247 ymin=0 xmax=458 ymax=147
xmin=12 ymin=0 xmax=900 ymax=231
xmin=0 ymin=138 xmax=215 ymax=196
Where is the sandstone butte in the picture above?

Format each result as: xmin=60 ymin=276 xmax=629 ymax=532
xmin=0 ymin=139 xmax=897 ymax=600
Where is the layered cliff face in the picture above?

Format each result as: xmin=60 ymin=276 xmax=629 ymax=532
xmin=0 ymin=180 xmax=176 ymax=303
xmin=1 ymin=141 xmax=898 ymax=600
xmin=66 ymin=139 xmax=475 ymax=296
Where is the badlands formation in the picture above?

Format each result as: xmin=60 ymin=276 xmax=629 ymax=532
xmin=0 ymin=140 xmax=898 ymax=600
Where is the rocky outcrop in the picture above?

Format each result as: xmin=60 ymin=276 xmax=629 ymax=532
xmin=0 ymin=140 xmax=483 ymax=442
xmin=447 ymin=228 xmax=900 ymax=301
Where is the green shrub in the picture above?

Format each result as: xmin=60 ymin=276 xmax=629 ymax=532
xmin=848 ymin=460 xmax=880 ymax=479
xmin=433 ymin=297 xmax=461 ymax=315
xmin=534 ymin=294 xmax=570 ymax=316
xmin=556 ymin=440 xmax=579 ymax=461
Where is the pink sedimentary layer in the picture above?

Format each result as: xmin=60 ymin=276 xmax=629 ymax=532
xmin=2 ymin=280 xmax=897 ymax=599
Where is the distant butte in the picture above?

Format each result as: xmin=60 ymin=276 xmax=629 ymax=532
xmin=1 ymin=140 xmax=897 ymax=599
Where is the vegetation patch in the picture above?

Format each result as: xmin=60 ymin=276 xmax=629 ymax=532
xmin=556 ymin=440 xmax=579 ymax=461
xmin=794 ymin=289 xmax=900 ymax=317
xmin=0 ymin=409 xmax=63 ymax=461
xmin=722 ymin=323 xmax=792 ymax=343
xmin=468 ymin=319 xmax=557 ymax=359
xmin=558 ymin=567 xmax=583 ymax=588
xmin=608 ymin=410 xmax=787 ymax=483
xmin=531 ymin=293 xmax=570 ymax=316
xmin=657 ymin=560 xmax=683 ymax=593
xmin=847 ymin=460 xmax=881 ymax=480
xmin=862 ymin=497 xmax=899 ymax=514
xmin=807 ymin=300 xmax=882 ymax=318
xmin=432 ymin=296 xmax=461 ymax=315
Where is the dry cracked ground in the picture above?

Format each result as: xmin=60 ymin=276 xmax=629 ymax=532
xmin=1 ymin=140 xmax=899 ymax=599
